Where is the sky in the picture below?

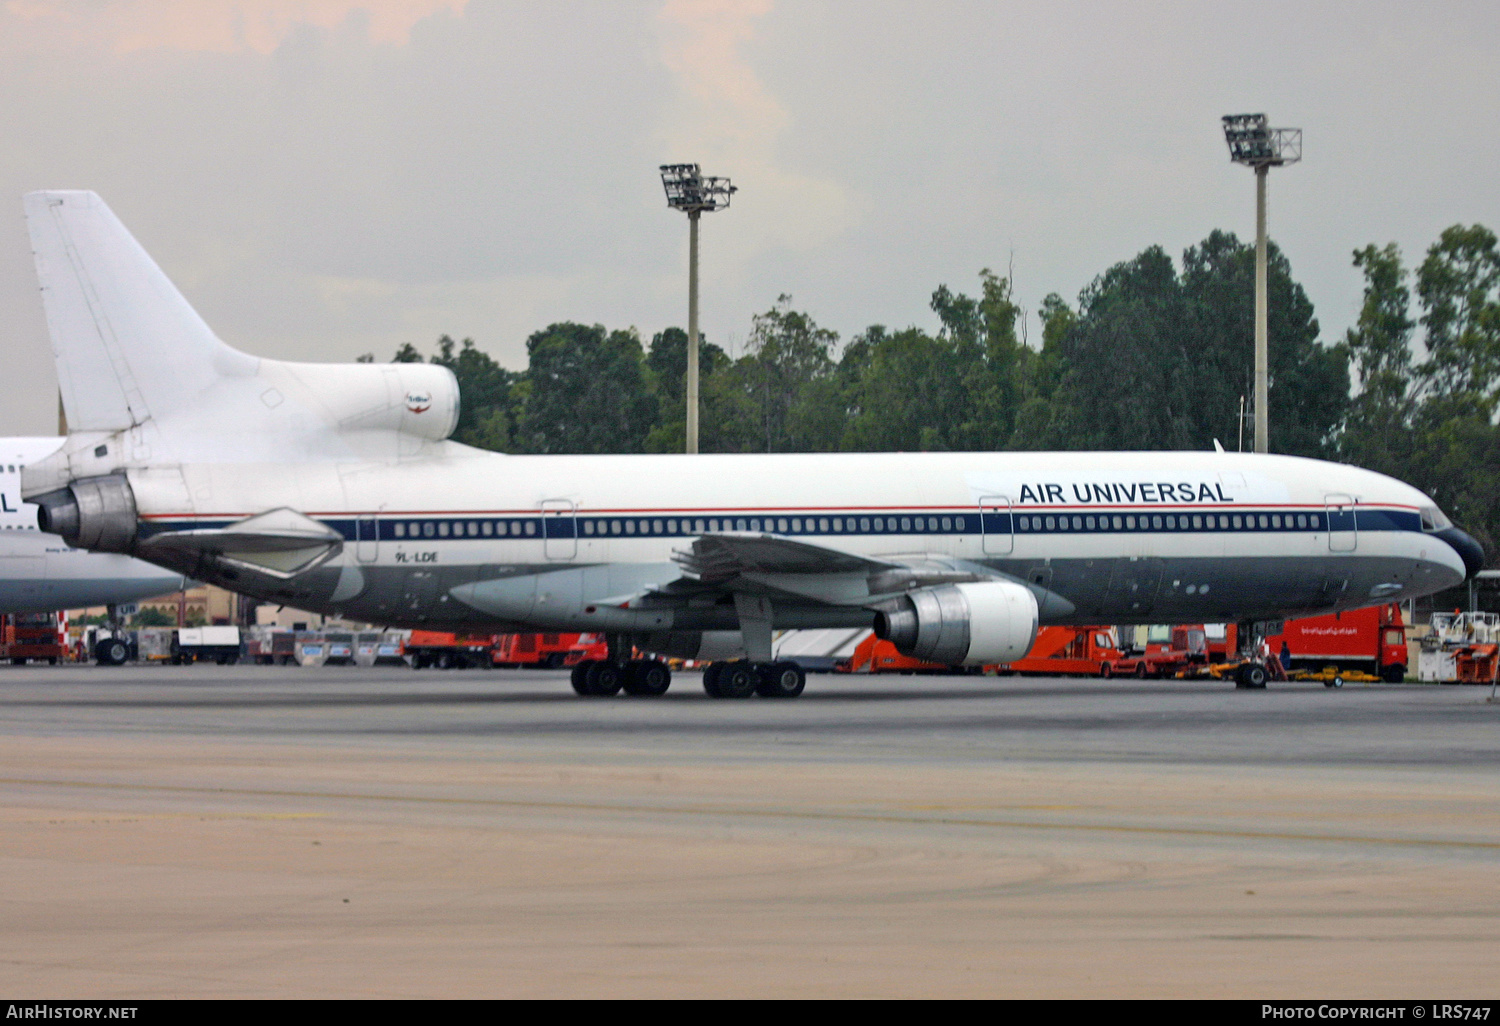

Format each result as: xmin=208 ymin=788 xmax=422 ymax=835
xmin=1 ymin=0 xmax=1496 ymax=435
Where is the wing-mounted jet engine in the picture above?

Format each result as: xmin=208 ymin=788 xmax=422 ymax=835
xmin=873 ymin=581 xmax=1039 ymax=666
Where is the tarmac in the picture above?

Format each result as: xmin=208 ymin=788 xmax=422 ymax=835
xmin=0 ymin=663 xmax=1496 ymax=998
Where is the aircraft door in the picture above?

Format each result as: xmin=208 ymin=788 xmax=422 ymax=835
xmin=541 ymin=499 xmax=577 ymax=560
xmin=1325 ymin=494 xmax=1357 ymax=552
xmin=980 ymin=496 xmax=1013 ymax=555
xmin=355 ymin=515 xmax=379 ymax=563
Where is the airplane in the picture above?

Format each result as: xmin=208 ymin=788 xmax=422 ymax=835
xmin=0 ymin=435 xmax=185 ymax=618
xmin=17 ymin=190 xmax=1485 ymax=696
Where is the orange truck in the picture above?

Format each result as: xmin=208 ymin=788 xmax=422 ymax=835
xmin=492 ymin=632 xmax=607 ymax=668
xmin=838 ymin=626 xmax=1121 ymax=677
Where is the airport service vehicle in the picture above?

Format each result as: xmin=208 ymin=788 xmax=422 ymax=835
xmin=1264 ymin=605 xmax=1409 ymax=682
xmin=0 ymin=612 xmax=67 ymax=664
xmin=246 ymin=629 xmax=297 ymax=665
xmin=1104 ymin=624 xmax=1211 ymax=678
xmin=1417 ymin=612 xmax=1500 ymax=684
xmin=0 ymin=438 xmax=184 ymax=614
xmin=406 ymin=630 xmax=496 ymax=669
xmin=170 ymin=626 xmax=241 ymax=664
xmin=18 ymin=191 xmax=1484 ymax=700
xmin=492 ymin=632 xmax=603 ymax=668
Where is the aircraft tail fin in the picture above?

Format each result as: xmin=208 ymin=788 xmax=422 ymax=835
xmin=24 ymin=191 xmax=257 ymax=433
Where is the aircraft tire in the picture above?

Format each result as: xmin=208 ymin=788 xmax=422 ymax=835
xmin=571 ymin=661 xmax=592 ymax=695
xmin=95 ymin=638 xmax=128 ymax=666
xmin=755 ymin=661 xmax=806 ymax=698
xmin=702 ymin=664 xmax=724 ymax=697
xmin=714 ymin=662 xmax=758 ymax=699
xmin=583 ymin=660 xmax=623 ymax=697
xmin=623 ymin=660 xmax=671 ymax=697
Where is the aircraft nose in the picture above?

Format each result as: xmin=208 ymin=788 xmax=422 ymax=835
xmin=1434 ymin=526 xmax=1485 ymax=578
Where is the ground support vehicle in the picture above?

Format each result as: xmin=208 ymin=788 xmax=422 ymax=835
xmin=991 ymin=626 xmax=1122 ymax=676
xmin=1265 ymin=605 xmax=1409 ymax=682
xmin=1102 ymin=625 xmax=1208 ymax=679
xmin=1418 ymin=611 xmax=1500 ymax=684
xmin=355 ymin=632 xmax=407 ymax=667
xmin=406 ymin=630 xmax=496 ymax=669
xmin=323 ymin=631 xmax=355 ymax=666
xmin=171 ymin=626 xmax=242 ymax=664
xmin=0 ymin=612 xmax=66 ymax=664
xmin=492 ymin=632 xmax=602 ymax=669
xmin=246 ymin=629 xmax=298 ymax=665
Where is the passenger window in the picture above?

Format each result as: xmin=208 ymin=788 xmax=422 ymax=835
xmin=657 ymin=520 xmax=666 ymax=534
xmin=1152 ymin=515 xmax=1162 ymax=530
xmin=860 ymin=518 xmax=870 ymax=532
xmin=792 ymin=518 xmax=801 ymax=532
xmin=394 ymin=523 xmax=405 ymax=538
xmin=902 ymin=517 xmax=912 ymax=531
xmin=953 ymin=517 xmax=964 ymax=531
xmin=1296 ymin=514 xmax=1307 ymax=529
xmin=821 ymin=518 xmax=830 ymax=532
xmin=1258 ymin=515 xmax=1268 ymax=529
xmin=438 ymin=522 xmax=450 ymax=537
xmin=1044 ymin=516 xmax=1055 ymax=531
xmin=668 ymin=520 xmax=678 ymax=533
xmin=625 ymin=521 xmax=635 ymax=534
xmin=942 ymin=517 xmax=952 ymax=531
xmin=483 ymin=522 xmax=493 ymax=536
xmin=1232 ymin=515 xmax=1242 ymax=529
xmin=1125 ymin=516 xmax=1135 ymax=529
xmin=1112 ymin=516 xmax=1122 ymax=530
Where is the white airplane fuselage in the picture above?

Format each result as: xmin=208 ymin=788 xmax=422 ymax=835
xmin=89 ymin=445 xmax=1470 ymax=637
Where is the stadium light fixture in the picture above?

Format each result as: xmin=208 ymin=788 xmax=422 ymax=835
xmin=1222 ymin=114 xmax=1301 ymax=455
xmin=660 ymin=164 xmax=736 ymax=455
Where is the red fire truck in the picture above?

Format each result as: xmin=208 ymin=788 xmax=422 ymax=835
xmin=1262 ymin=604 xmax=1409 ymax=682
xmin=1 ymin=612 xmax=67 ymax=665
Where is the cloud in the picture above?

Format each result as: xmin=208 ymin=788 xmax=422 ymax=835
xmin=654 ymin=0 xmax=855 ymax=255
xmin=5 ymin=0 xmax=467 ymax=53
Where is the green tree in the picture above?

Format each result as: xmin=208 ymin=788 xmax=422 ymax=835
xmin=428 ymin=335 xmax=520 ymax=451
xmin=732 ymin=296 xmax=839 ymax=452
xmin=513 ymin=322 xmax=656 ymax=454
xmin=1414 ymin=224 xmax=1500 ymax=404
xmin=1338 ymin=243 xmax=1417 ymax=477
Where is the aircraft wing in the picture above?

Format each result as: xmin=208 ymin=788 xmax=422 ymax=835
xmin=670 ymin=532 xmax=1003 ymax=605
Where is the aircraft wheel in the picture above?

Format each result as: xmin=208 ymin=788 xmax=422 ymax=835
xmin=707 ymin=662 xmax=757 ymax=699
xmin=94 ymin=638 xmax=125 ymax=666
xmin=582 ymin=660 xmax=623 ymax=697
xmin=623 ymin=659 xmax=671 ymax=697
xmin=570 ymin=660 xmax=593 ymax=695
xmin=702 ymin=663 xmax=723 ymax=697
xmin=755 ymin=661 xmax=805 ymax=698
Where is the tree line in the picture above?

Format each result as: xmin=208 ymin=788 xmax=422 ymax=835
xmin=368 ymin=225 xmax=1500 ymax=559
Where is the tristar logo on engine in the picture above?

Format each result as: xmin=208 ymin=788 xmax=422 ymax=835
xmin=405 ymin=392 xmax=432 ymax=414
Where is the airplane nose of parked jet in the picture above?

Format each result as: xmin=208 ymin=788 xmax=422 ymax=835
xmin=1434 ymin=526 xmax=1486 ymax=579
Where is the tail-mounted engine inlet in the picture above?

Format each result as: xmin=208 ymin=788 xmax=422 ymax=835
xmin=32 ymin=474 xmax=139 ymax=553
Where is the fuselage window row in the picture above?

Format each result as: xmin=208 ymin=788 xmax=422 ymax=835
xmin=373 ymin=510 xmax=1358 ymax=541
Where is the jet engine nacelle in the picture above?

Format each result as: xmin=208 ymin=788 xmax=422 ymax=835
xmin=32 ymin=473 xmax=138 ymax=554
xmin=262 ymin=361 xmax=461 ymax=443
xmin=874 ymin=580 xmax=1039 ymax=666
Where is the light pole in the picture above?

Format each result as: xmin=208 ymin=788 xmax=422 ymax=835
xmin=1221 ymin=114 xmax=1301 ymax=455
xmin=659 ymin=164 xmax=735 ymax=454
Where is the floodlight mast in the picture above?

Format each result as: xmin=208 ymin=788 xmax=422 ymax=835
xmin=1221 ymin=114 xmax=1301 ymax=455
xmin=659 ymin=164 xmax=736 ymax=454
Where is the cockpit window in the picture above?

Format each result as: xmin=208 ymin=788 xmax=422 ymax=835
xmin=1420 ymin=506 xmax=1452 ymax=531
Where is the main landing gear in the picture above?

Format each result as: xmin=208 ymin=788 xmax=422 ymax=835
xmin=702 ymin=661 xmax=806 ymax=699
xmin=571 ymin=659 xmax=672 ymax=698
